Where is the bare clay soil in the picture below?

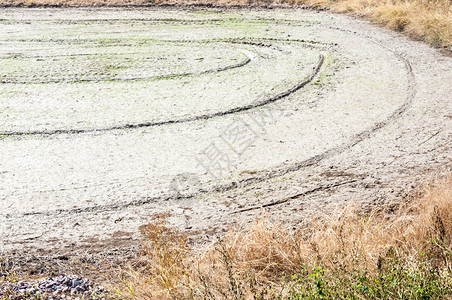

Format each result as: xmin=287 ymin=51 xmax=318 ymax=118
xmin=0 ymin=7 xmax=451 ymax=275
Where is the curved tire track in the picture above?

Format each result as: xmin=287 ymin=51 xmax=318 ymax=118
xmin=5 ymin=9 xmax=450 ymax=256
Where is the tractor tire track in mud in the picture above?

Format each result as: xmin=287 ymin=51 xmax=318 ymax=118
xmin=4 ymin=24 xmax=413 ymax=216
xmin=0 ymin=42 xmax=324 ymax=136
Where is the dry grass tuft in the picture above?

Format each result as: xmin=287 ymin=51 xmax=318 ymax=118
xmin=112 ymin=177 xmax=452 ymax=299
xmin=110 ymin=214 xmax=192 ymax=299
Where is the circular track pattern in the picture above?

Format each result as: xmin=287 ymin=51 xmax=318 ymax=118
xmin=1 ymin=37 xmax=325 ymax=135
xmin=1 ymin=8 xmax=451 ymax=253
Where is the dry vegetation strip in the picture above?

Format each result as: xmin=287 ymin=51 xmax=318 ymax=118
xmin=320 ymin=0 xmax=452 ymax=48
xmin=111 ymin=178 xmax=452 ymax=299
xmin=1 ymin=0 xmax=451 ymax=50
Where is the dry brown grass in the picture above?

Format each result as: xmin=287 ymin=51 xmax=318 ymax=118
xmin=329 ymin=0 xmax=452 ymax=47
xmin=111 ymin=177 xmax=452 ymax=299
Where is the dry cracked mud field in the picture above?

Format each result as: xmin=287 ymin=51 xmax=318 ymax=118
xmin=0 ymin=7 xmax=451 ymax=264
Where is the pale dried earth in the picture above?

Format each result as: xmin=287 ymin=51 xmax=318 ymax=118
xmin=0 ymin=7 xmax=451 ymax=271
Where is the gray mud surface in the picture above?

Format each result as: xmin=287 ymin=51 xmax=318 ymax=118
xmin=0 ymin=7 xmax=451 ymax=273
